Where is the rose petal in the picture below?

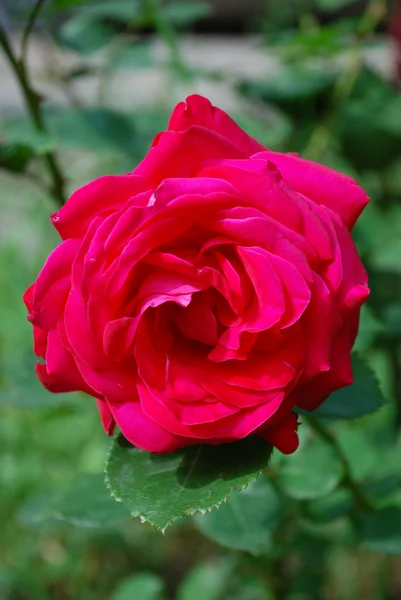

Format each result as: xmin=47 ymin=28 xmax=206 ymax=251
xmin=254 ymin=150 xmax=369 ymax=230
xmin=168 ymin=95 xmax=265 ymax=155
xmin=52 ymin=175 xmax=151 ymax=240
xmin=96 ymin=398 xmax=116 ymax=435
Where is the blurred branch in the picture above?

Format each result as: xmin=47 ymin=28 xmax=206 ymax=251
xmin=21 ymin=0 xmax=46 ymax=65
xmin=142 ymin=0 xmax=190 ymax=79
xmin=0 ymin=10 xmax=66 ymax=206
xmin=303 ymin=0 xmax=387 ymax=161
xmin=307 ymin=416 xmax=374 ymax=513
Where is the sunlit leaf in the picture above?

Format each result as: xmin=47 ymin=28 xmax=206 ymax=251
xmin=105 ymin=435 xmax=273 ymax=531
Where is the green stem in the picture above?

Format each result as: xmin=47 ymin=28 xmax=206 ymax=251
xmin=303 ymin=0 xmax=387 ymax=161
xmin=307 ymin=416 xmax=374 ymax=513
xmin=0 ymin=14 xmax=66 ymax=206
xmin=20 ymin=0 xmax=46 ymax=65
xmin=142 ymin=0 xmax=190 ymax=79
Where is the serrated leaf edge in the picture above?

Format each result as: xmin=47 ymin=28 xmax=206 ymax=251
xmin=104 ymin=441 xmax=269 ymax=533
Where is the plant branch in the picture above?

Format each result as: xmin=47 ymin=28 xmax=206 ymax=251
xmin=307 ymin=416 xmax=374 ymax=513
xmin=303 ymin=0 xmax=387 ymax=161
xmin=0 ymin=16 xmax=66 ymax=206
xmin=21 ymin=0 xmax=46 ymax=65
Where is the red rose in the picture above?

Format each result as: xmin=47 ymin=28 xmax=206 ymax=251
xmin=24 ymin=95 xmax=369 ymax=454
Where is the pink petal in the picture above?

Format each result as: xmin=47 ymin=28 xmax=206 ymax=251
xmin=151 ymin=176 xmax=238 ymax=209
xmin=51 ymin=175 xmax=151 ymax=240
xmin=96 ymin=398 xmax=115 ymax=435
xmin=103 ymin=316 xmax=140 ymax=360
xmin=300 ymin=274 xmax=340 ymax=383
xmin=37 ymin=329 xmax=95 ymax=395
xmin=254 ymin=150 xmax=369 ymax=230
xmin=108 ymin=397 xmax=184 ymax=453
xmin=31 ymin=239 xmax=78 ymax=330
xmin=328 ymin=210 xmax=370 ymax=309
xmin=175 ymin=294 xmax=218 ymax=346
xmin=166 ymin=352 xmax=209 ymax=402
xmin=162 ymin=395 xmax=240 ymax=426
xmin=190 ymin=392 xmax=285 ymax=439
xmin=295 ymin=312 xmax=358 ymax=411
xmin=236 ymin=246 xmax=286 ymax=331
xmin=267 ymin=253 xmax=311 ymax=328
xmin=168 ymin=95 xmax=265 ymax=155
xmin=261 ymin=412 xmax=299 ymax=454
xmin=134 ymin=125 xmax=246 ymax=185
xmin=200 ymin=161 xmax=304 ymax=232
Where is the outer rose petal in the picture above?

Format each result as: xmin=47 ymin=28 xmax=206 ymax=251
xmin=168 ymin=95 xmax=265 ymax=156
xmin=295 ymin=312 xmax=359 ymax=411
xmin=261 ymin=412 xmax=299 ymax=454
xmin=134 ymin=125 xmax=246 ymax=185
xmin=254 ymin=150 xmax=369 ymax=230
xmin=30 ymin=239 xmax=79 ymax=330
xmin=96 ymin=399 xmax=116 ymax=436
xmin=52 ymin=175 xmax=151 ymax=240
xmin=108 ymin=398 xmax=184 ymax=453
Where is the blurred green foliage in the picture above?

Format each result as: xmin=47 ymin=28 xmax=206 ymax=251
xmin=1 ymin=0 xmax=401 ymax=599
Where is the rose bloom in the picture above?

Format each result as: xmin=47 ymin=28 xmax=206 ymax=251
xmin=24 ymin=95 xmax=369 ymax=454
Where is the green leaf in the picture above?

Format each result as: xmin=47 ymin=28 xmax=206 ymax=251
xmin=0 ymin=142 xmax=33 ymax=173
xmin=2 ymin=125 xmax=55 ymax=155
xmin=111 ymin=573 xmax=166 ymax=600
xmin=276 ymin=435 xmax=343 ymax=500
xmin=353 ymin=306 xmax=383 ymax=352
xmin=163 ymin=2 xmax=213 ymax=27
xmin=194 ymin=477 xmax=279 ymax=554
xmin=316 ymin=0 xmax=358 ymax=11
xmin=110 ymin=41 xmax=154 ymax=69
xmin=55 ymin=0 xmax=143 ymax=53
xmin=105 ymin=435 xmax=273 ymax=531
xmin=178 ymin=559 xmax=233 ymax=600
xmin=307 ymin=488 xmax=353 ymax=522
xmin=19 ymin=474 xmax=128 ymax=528
xmin=372 ymin=238 xmax=401 ymax=274
xmin=239 ymin=65 xmax=336 ymax=104
xmin=227 ymin=577 xmax=276 ymax=600
xmin=336 ymin=426 xmax=379 ymax=481
xmin=75 ymin=0 xmax=142 ymax=22
xmin=57 ymin=16 xmax=116 ymax=54
xmin=1 ymin=120 xmax=56 ymax=169
xmin=48 ymin=0 xmax=94 ymax=11
xmin=356 ymin=507 xmax=401 ymax=554
xmin=47 ymin=108 xmax=138 ymax=156
xmin=0 ymin=353 xmax=77 ymax=410
xmin=304 ymin=354 xmax=385 ymax=419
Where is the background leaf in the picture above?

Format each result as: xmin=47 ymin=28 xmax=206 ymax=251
xmin=316 ymin=0 xmax=358 ymax=11
xmin=301 ymin=354 xmax=385 ymax=419
xmin=163 ymin=2 xmax=213 ymax=28
xmin=177 ymin=559 xmax=233 ymax=600
xmin=194 ymin=477 xmax=280 ymax=555
xmin=105 ymin=435 xmax=273 ymax=531
xmin=276 ymin=435 xmax=343 ymax=500
xmin=19 ymin=474 xmax=128 ymax=528
xmin=111 ymin=573 xmax=166 ymax=600
xmin=356 ymin=507 xmax=401 ymax=554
